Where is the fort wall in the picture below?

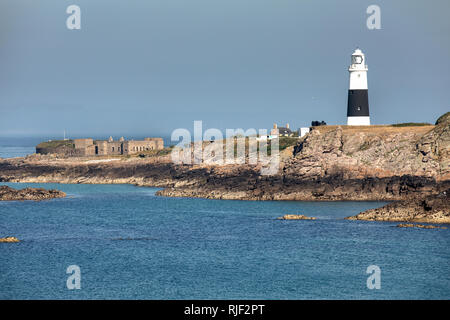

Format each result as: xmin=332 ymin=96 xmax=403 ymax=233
xmin=36 ymin=137 xmax=164 ymax=157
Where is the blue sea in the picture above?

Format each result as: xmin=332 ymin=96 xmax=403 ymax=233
xmin=0 ymin=137 xmax=39 ymax=159
xmin=0 ymin=182 xmax=449 ymax=300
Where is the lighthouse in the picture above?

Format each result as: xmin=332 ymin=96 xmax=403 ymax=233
xmin=347 ymin=48 xmax=370 ymax=125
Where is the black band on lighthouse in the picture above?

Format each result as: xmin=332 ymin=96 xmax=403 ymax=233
xmin=347 ymin=89 xmax=369 ymax=117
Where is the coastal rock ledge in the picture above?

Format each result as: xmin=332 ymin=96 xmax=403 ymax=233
xmin=346 ymin=189 xmax=450 ymax=224
xmin=0 ymin=186 xmax=66 ymax=201
xmin=396 ymin=224 xmax=447 ymax=229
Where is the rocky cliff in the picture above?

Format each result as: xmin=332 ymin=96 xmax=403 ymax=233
xmin=159 ymin=114 xmax=449 ymax=200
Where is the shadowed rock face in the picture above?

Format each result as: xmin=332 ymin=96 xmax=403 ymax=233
xmin=0 ymin=186 xmax=66 ymax=201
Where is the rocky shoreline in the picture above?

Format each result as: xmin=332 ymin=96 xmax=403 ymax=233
xmin=347 ymin=189 xmax=450 ymax=224
xmin=0 ymin=185 xmax=66 ymax=201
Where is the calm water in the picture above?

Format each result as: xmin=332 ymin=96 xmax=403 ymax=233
xmin=0 ymin=138 xmax=39 ymax=159
xmin=0 ymin=182 xmax=449 ymax=300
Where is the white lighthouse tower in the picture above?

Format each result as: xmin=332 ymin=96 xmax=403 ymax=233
xmin=347 ymin=48 xmax=370 ymax=125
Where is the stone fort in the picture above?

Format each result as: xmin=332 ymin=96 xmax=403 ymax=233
xmin=74 ymin=137 xmax=164 ymax=156
xmin=36 ymin=136 xmax=164 ymax=157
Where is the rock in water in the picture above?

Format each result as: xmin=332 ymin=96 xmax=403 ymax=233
xmin=0 ymin=185 xmax=66 ymax=201
xmin=278 ymin=214 xmax=316 ymax=220
xmin=396 ymin=224 xmax=447 ymax=229
xmin=0 ymin=237 xmax=20 ymax=243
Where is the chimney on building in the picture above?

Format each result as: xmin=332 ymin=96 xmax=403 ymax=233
xmin=286 ymin=123 xmax=290 ymax=129
xmin=273 ymin=123 xmax=277 ymax=129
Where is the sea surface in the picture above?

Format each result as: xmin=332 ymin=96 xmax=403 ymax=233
xmin=0 ymin=137 xmax=40 ymax=159
xmin=0 ymin=182 xmax=449 ymax=300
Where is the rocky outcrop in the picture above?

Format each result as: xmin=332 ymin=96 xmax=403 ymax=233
xmin=0 ymin=186 xmax=66 ymax=201
xmin=418 ymin=112 xmax=450 ymax=178
xmin=156 ymin=172 xmax=448 ymax=201
xmin=0 ymin=237 xmax=20 ymax=243
xmin=277 ymin=214 xmax=316 ymax=220
xmin=396 ymin=224 xmax=447 ymax=229
xmin=289 ymin=124 xmax=445 ymax=180
xmin=160 ymin=116 xmax=449 ymax=200
xmin=346 ymin=189 xmax=450 ymax=224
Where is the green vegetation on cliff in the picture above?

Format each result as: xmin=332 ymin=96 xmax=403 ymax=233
xmin=435 ymin=112 xmax=450 ymax=125
xmin=391 ymin=122 xmax=431 ymax=127
xmin=235 ymin=136 xmax=299 ymax=156
xmin=36 ymin=140 xmax=74 ymax=149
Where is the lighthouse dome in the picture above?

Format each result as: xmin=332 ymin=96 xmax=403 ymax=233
xmin=349 ymin=48 xmax=367 ymax=69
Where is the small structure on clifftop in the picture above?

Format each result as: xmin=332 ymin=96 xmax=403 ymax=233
xmin=270 ymin=123 xmax=293 ymax=137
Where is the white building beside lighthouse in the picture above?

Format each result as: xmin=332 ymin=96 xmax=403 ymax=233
xmin=347 ymin=48 xmax=370 ymax=125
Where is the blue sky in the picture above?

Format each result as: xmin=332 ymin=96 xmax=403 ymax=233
xmin=0 ymin=0 xmax=449 ymax=138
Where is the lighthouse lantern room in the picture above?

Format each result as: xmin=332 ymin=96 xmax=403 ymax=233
xmin=347 ymin=48 xmax=370 ymax=125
